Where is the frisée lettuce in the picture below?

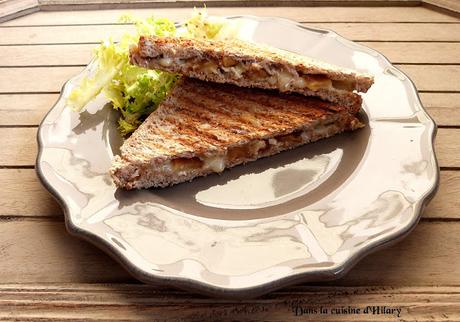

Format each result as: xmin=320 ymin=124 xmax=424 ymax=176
xmin=66 ymin=9 xmax=238 ymax=136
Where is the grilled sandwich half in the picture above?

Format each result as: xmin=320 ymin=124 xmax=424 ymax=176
xmin=110 ymin=78 xmax=363 ymax=190
xmin=130 ymin=36 xmax=374 ymax=114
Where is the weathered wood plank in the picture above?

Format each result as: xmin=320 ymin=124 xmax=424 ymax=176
xmin=362 ymin=42 xmax=460 ymax=64
xmin=337 ymin=222 xmax=460 ymax=286
xmin=37 ymin=0 xmax=420 ymax=4
xmin=2 ymin=92 xmax=459 ymax=127
xmin=419 ymin=93 xmax=460 ymax=127
xmin=0 ymin=220 xmax=130 ymax=283
xmin=0 ymin=221 xmax=457 ymax=286
xmin=436 ymin=129 xmax=460 ymax=168
xmin=2 ymin=42 xmax=460 ymax=67
xmin=0 ymin=24 xmax=134 ymax=45
xmin=2 ymin=23 xmax=460 ymax=45
xmin=0 ymin=169 xmax=456 ymax=219
xmin=0 ymin=284 xmax=459 ymax=321
xmin=316 ymin=22 xmax=460 ymax=41
xmin=420 ymin=92 xmax=460 ymax=109
xmin=2 ymin=6 xmax=457 ymax=26
xmin=0 ymin=127 xmax=38 ymax=166
xmin=424 ymin=171 xmax=460 ymax=218
xmin=397 ymin=65 xmax=460 ymax=92
xmin=423 ymin=0 xmax=460 ymax=17
xmin=0 ymin=0 xmax=38 ymax=24
xmin=0 ymin=66 xmax=83 ymax=93
xmin=0 ymin=127 xmax=457 ymax=167
xmin=0 ymin=93 xmax=59 ymax=125
xmin=326 ymin=21 xmax=460 ymax=43
xmin=1 ymin=65 xmax=459 ymax=93
xmin=0 ymin=169 xmax=62 ymax=216
xmin=424 ymin=107 xmax=460 ymax=127
xmin=0 ymin=44 xmax=94 ymax=66
xmin=33 ymin=0 xmax=424 ymax=13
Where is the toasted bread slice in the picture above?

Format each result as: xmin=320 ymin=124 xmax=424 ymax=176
xmin=130 ymin=36 xmax=374 ymax=114
xmin=110 ymin=78 xmax=363 ymax=190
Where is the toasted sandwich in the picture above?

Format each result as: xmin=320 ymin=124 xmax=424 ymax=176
xmin=110 ymin=78 xmax=363 ymax=190
xmin=130 ymin=36 xmax=374 ymax=114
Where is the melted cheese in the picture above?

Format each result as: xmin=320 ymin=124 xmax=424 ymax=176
xmin=158 ymin=56 xmax=353 ymax=92
xmin=313 ymin=124 xmax=338 ymax=138
xmin=332 ymin=80 xmax=355 ymax=91
xmin=277 ymin=71 xmax=294 ymax=90
xmin=159 ymin=57 xmax=173 ymax=67
xmin=276 ymin=71 xmax=335 ymax=92
xmin=222 ymin=56 xmax=238 ymax=67
xmin=200 ymin=61 xmax=218 ymax=74
xmin=203 ymin=156 xmax=226 ymax=172
xmin=228 ymin=64 xmax=245 ymax=78
xmin=303 ymin=76 xmax=332 ymax=91
xmin=293 ymin=77 xmax=306 ymax=88
xmin=171 ymin=157 xmax=203 ymax=171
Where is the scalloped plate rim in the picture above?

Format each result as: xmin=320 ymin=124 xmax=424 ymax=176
xmin=35 ymin=15 xmax=439 ymax=298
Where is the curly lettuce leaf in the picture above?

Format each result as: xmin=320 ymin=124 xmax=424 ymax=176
xmin=182 ymin=8 xmax=225 ymax=39
xmin=67 ymin=40 xmax=124 ymax=112
xmin=67 ymin=9 xmax=239 ymax=136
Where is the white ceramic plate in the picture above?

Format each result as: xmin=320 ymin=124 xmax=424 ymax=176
xmin=36 ymin=16 xmax=439 ymax=297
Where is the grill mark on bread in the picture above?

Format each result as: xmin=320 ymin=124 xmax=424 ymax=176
xmin=171 ymin=92 xmax=256 ymax=140
xmin=122 ymin=126 xmax=184 ymax=160
xmin=174 ymin=88 xmax=268 ymax=138
xmin=187 ymin=90 xmax=284 ymax=137
xmin=229 ymin=87 xmax=336 ymax=116
xmin=165 ymin=105 xmax=232 ymax=147
xmin=185 ymin=79 xmax=339 ymax=119
xmin=185 ymin=81 xmax=307 ymax=130
xmin=122 ymin=102 xmax=217 ymax=158
xmin=232 ymin=94 xmax=308 ymax=128
xmin=157 ymin=102 xmax=222 ymax=154
xmin=178 ymin=79 xmax=348 ymax=139
xmin=145 ymin=111 xmax=198 ymax=153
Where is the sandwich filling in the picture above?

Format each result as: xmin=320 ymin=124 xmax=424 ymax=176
xmin=154 ymin=55 xmax=355 ymax=94
xmin=130 ymin=36 xmax=374 ymax=113
xmin=171 ymin=123 xmax=340 ymax=174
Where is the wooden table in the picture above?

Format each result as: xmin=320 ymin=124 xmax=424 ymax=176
xmin=1 ymin=1 xmax=459 ymax=320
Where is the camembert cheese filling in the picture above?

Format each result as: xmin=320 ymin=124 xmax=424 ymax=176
xmin=154 ymin=55 xmax=354 ymax=93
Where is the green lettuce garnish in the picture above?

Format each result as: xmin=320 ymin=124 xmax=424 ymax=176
xmin=66 ymin=9 xmax=232 ymax=136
